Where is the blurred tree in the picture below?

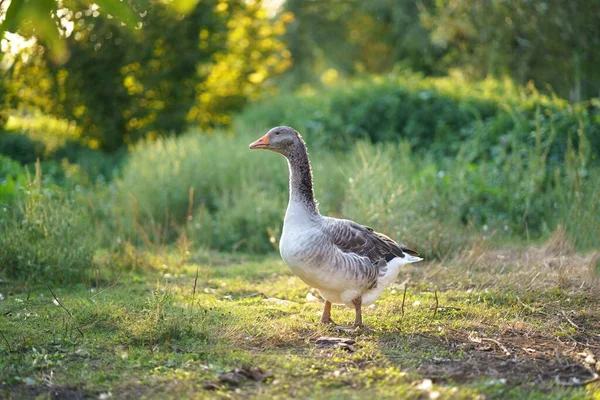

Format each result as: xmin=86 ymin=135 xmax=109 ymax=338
xmin=0 ymin=0 xmax=142 ymax=63
xmin=187 ymin=1 xmax=292 ymax=127
xmin=281 ymin=0 xmax=600 ymax=101
xmin=1 ymin=0 xmax=290 ymax=151
xmin=281 ymin=0 xmax=442 ymax=85
xmin=422 ymin=0 xmax=600 ymax=101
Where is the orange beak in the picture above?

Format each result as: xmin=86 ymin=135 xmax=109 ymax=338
xmin=249 ymin=133 xmax=270 ymax=149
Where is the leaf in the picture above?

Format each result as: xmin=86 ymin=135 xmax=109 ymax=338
xmin=1 ymin=0 xmax=147 ymax=64
xmin=169 ymin=0 xmax=200 ymax=14
xmin=1 ymin=0 xmax=68 ymax=63
xmin=87 ymin=0 xmax=141 ymax=27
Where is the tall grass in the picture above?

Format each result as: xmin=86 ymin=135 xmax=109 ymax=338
xmin=106 ymin=110 xmax=599 ymax=257
xmin=106 ymin=131 xmax=348 ymax=253
xmin=0 ymin=162 xmax=95 ymax=284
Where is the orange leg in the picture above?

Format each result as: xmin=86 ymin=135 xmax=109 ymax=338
xmin=320 ymin=301 xmax=334 ymax=324
xmin=352 ymin=296 xmax=363 ymax=328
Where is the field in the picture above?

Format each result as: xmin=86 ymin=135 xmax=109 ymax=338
xmin=2 ymin=73 xmax=600 ymax=399
xmin=3 ymin=1 xmax=600 ymax=398
xmin=2 ymin=230 xmax=599 ymax=399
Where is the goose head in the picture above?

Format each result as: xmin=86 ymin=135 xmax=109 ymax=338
xmin=249 ymin=126 xmax=304 ymax=157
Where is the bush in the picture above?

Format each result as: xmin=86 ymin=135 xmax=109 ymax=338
xmin=238 ymin=73 xmax=600 ymax=164
xmin=0 ymin=133 xmax=46 ymax=165
xmin=0 ymin=162 xmax=96 ymax=284
xmin=51 ymin=140 xmax=126 ymax=183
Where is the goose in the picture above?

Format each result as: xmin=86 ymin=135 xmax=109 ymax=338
xmin=249 ymin=126 xmax=422 ymax=328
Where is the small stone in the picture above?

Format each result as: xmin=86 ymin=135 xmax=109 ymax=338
xmin=305 ymin=292 xmax=320 ymax=303
xmin=416 ymin=379 xmax=433 ymax=391
xmin=585 ymin=354 xmax=596 ymax=365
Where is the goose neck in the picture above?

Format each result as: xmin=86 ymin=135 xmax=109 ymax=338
xmin=286 ymin=145 xmax=318 ymax=215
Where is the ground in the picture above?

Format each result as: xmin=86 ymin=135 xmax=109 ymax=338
xmin=1 ymin=238 xmax=599 ymax=399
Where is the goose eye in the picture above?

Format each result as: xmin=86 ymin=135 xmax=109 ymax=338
xmin=275 ymin=131 xmax=280 ymax=135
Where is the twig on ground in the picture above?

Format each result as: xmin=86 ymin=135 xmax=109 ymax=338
xmin=49 ymin=287 xmax=84 ymax=337
xmin=401 ymin=284 xmax=408 ymax=321
xmin=564 ymin=333 xmax=600 ymax=350
xmin=191 ymin=268 xmax=199 ymax=311
xmin=437 ymin=306 xmax=462 ymax=312
xmin=467 ymin=332 xmax=511 ymax=357
xmin=432 ymin=289 xmax=439 ymax=318
xmin=561 ymin=310 xmax=581 ymax=330
xmin=480 ymin=337 xmax=512 ymax=357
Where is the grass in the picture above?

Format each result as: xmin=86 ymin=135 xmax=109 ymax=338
xmin=1 ymin=234 xmax=599 ymax=399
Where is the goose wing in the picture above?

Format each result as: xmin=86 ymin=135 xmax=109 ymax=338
xmin=323 ymin=218 xmax=419 ymax=264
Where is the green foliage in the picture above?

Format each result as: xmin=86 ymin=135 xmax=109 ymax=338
xmin=109 ymin=131 xmax=289 ymax=252
xmin=107 ymin=93 xmax=599 ymax=255
xmin=1 ymin=0 xmax=291 ymax=151
xmin=0 ymin=155 xmax=27 ymax=204
xmin=0 ymin=132 xmax=46 ymax=164
xmin=423 ymin=0 xmax=600 ymax=101
xmin=239 ymin=74 xmax=600 ymax=162
xmin=281 ymin=0 xmax=600 ymax=100
xmin=1 ymin=0 xmax=144 ymax=63
xmin=339 ymin=143 xmax=470 ymax=258
xmin=50 ymin=140 xmax=125 ymax=183
xmin=282 ymin=0 xmax=441 ymax=85
xmin=0 ymin=162 xmax=95 ymax=284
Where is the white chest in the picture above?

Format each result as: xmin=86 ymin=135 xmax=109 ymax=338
xmin=279 ymin=202 xmax=325 ymax=284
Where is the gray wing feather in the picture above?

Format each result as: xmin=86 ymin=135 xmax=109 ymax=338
xmin=322 ymin=218 xmax=420 ymax=289
xmin=324 ymin=218 xmax=419 ymax=264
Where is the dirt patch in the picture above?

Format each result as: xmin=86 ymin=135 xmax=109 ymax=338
xmin=3 ymin=385 xmax=87 ymax=400
xmin=414 ymin=323 xmax=600 ymax=387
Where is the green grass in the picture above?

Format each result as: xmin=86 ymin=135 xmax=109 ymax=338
xmin=1 ymin=245 xmax=598 ymax=399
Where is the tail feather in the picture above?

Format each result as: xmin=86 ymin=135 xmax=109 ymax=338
xmin=401 ymin=246 xmax=421 ymax=258
xmin=405 ymin=254 xmax=423 ymax=263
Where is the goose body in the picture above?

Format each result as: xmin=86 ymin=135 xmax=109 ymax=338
xmin=250 ymin=126 xmax=422 ymax=327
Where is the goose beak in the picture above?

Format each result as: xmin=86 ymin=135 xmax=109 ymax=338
xmin=249 ymin=133 xmax=270 ymax=149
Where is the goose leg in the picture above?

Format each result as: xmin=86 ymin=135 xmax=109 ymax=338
xmin=352 ymin=296 xmax=363 ymax=328
xmin=320 ymin=301 xmax=335 ymax=324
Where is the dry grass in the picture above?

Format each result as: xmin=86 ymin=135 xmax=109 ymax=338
xmin=414 ymin=227 xmax=600 ymax=294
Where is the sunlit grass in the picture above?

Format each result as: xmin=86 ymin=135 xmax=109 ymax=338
xmin=1 ymin=236 xmax=598 ymax=398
